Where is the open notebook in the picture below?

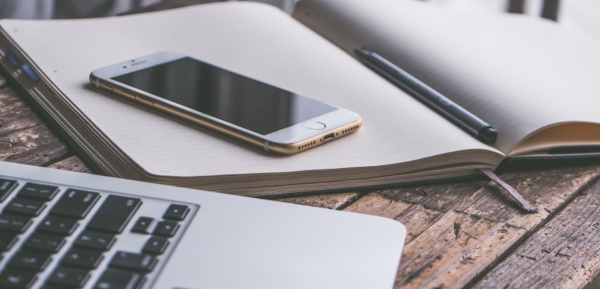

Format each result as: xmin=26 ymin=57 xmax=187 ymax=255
xmin=0 ymin=0 xmax=598 ymax=197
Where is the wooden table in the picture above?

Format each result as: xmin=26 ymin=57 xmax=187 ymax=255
xmin=2 ymin=64 xmax=600 ymax=289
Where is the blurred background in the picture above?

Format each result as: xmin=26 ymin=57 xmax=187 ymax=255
xmin=0 ymin=0 xmax=598 ymax=40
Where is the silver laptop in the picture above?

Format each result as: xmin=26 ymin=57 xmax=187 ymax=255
xmin=0 ymin=161 xmax=405 ymax=289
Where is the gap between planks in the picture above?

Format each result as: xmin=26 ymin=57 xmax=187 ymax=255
xmin=0 ymin=86 xmax=72 ymax=167
xmin=342 ymin=167 xmax=600 ymax=289
xmin=473 ymin=176 xmax=600 ymax=289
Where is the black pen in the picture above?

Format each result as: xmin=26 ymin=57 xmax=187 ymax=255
xmin=354 ymin=48 xmax=497 ymax=144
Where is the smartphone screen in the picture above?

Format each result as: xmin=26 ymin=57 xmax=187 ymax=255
xmin=111 ymin=58 xmax=337 ymax=135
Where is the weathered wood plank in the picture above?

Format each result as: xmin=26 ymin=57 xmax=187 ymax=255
xmin=402 ymin=167 xmax=600 ymax=289
xmin=0 ymin=86 xmax=70 ymax=166
xmin=474 ymin=177 xmax=600 ymax=289
xmin=344 ymin=166 xmax=600 ymax=289
xmin=344 ymin=193 xmax=523 ymax=289
xmin=583 ymin=273 xmax=600 ymax=289
xmin=452 ymin=167 xmax=600 ymax=229
xmin=344 ymin=193 xmax=412 ymax=218
xmin=344 ymin=193 xmax=443 ymax=243
xmin=345 ymin=179 xmax=491 ymax=244
xmin=47 ymin=155 xmax=92 ymax=174
xmin=377 ymin=181 xmax=487 ymax=212
xmin=0 ymin=87 xmax=42 ymax=135
xmin=0 ymin=121 xmax=69 ymax=166
xmin=395 ymin=205 xmax=444 ymax=244
xmin=280 ymin=178 xmax=486 ymax=241
xmin=397 ymin=211 xmax=525 ymax=289
xmin=278 ymin=192 xmax=360 ymax=209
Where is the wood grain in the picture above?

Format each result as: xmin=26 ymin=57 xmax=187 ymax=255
xmin=345 ymin=193 xmax=412 ymax=218
xmin=395 ymin=205 xmax=444 ymax=244
xmin=279 ymin=192 xmax=360 ymax=210
xmin=345 ymin=193 xmax=444 ymax=243
xmin=584 ymin=271 xmax=600 ymax=289
xmin=398 ymin=211 xmax=525 ymax=289
xmin=376 ymin=181 xmax=487 ymax=212
xmin=0 ymin=87 xmax=69 ymax=166
xmin=474 ymin=177 xmax=600 ymax=289
xmin=452 ymin=167 xmax=600 ymax=230
xmin=344 ymin=166 xmax=600 ymax=289
xmin=48 ymin=155 xmax=93 ymax=174
xmin=0 ymin=87 xmax=42 ymax=134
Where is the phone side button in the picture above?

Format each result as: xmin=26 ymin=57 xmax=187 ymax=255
xmin=136 ymin=96 xmax=154 ymax=107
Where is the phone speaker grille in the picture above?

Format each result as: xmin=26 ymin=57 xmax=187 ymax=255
xmin=342 ymin=126 xmax=359 ymax=134
xmin=298 ymin=141 xmax=316 ymax=150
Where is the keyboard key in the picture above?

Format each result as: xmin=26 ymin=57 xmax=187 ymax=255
xmin=0 ymin=178 xmax=18 ymax=203
xmin=74 ymin=231 xmax=116 ymax=251
xmin=23 ymin=233 xmax=65 ymax=253
xmin=37 ymin=215 xmax=79 ymax=235
xmin=61 ymin=248 xmax=104 ymax=269
xmin=0 ymin=214 xmax=32 ymax=233
xmin=162 ymin=204 xmax=190 ymax=221
xmin=108 ymin=251 xmax=158 ymax=272
xmin=0 ymin=232 xmax=19 ymax=252
xmin=4 ymin=198 xmax=46 ymax=216
xmin=0 ymin=269 xmax=37 ymax=289
xmin=153 ymin=220 xmax=179 ymax=237
xmin=8 ymin=250 xmax=53 ymax=271
xmin=87 ymin=195 xmax=141 ymax=234
xmin=50 ymin=189 xmax=100 ymax=219
xmin=46 ymin=267 xmax=90 ymax=288
xmin=131 ymin=217 xmax=156 ymax=234
xmin=17 ymin=183 xmax=59 ymax=201
xmin=94 ymin=269 xmax=144 ymax=289
xmin=142 ymin=237 xmax=169 ymax=255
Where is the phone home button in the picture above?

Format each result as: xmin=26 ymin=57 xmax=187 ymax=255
xmin=304 ymin=122 xmax=326 ymax=130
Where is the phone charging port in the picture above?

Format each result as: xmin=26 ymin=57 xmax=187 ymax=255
xmin=323 ymin=133 xmax=335 ymax=142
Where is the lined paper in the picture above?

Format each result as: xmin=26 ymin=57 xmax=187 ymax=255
xmin=0 ymin=2 xmax=498 ymax=179
xmin=295 ymin=0 xmax=600 ymax=154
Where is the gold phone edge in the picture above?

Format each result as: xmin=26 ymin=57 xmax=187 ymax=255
xmin=268 ymin=118 xmax=362 ymax=155
xmin=90 ymin=75 xmax=362 ymax=156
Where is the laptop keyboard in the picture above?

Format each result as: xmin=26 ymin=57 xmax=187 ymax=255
xmin=0 ymin=177 xmax=198 ymax=289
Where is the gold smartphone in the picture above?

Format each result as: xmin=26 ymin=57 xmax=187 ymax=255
xmin=90 ymin=51 xmax=362 ymax=155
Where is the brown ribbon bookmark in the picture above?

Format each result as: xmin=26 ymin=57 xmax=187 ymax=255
xmin=480 ymin=169 xmax=538 ymax=213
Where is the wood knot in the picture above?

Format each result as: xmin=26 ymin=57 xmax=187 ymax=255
xmin=453 ymin=222 xmax=461 ymax=239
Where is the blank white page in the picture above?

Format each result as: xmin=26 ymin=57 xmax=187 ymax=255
xmin=0 ymin=2 xmax=496 ymax=177
xmin=295 ymin=0 xmax=600 ymax=154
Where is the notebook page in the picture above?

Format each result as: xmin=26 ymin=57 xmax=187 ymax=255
xmin=294 ymin=0 xmax=600 ymax=154
xmin=0 ymin=2 xmax=498 ymax=177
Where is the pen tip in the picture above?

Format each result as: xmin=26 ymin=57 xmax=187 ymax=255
xmin=479 ymin=127 xmax=498 ymax=144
